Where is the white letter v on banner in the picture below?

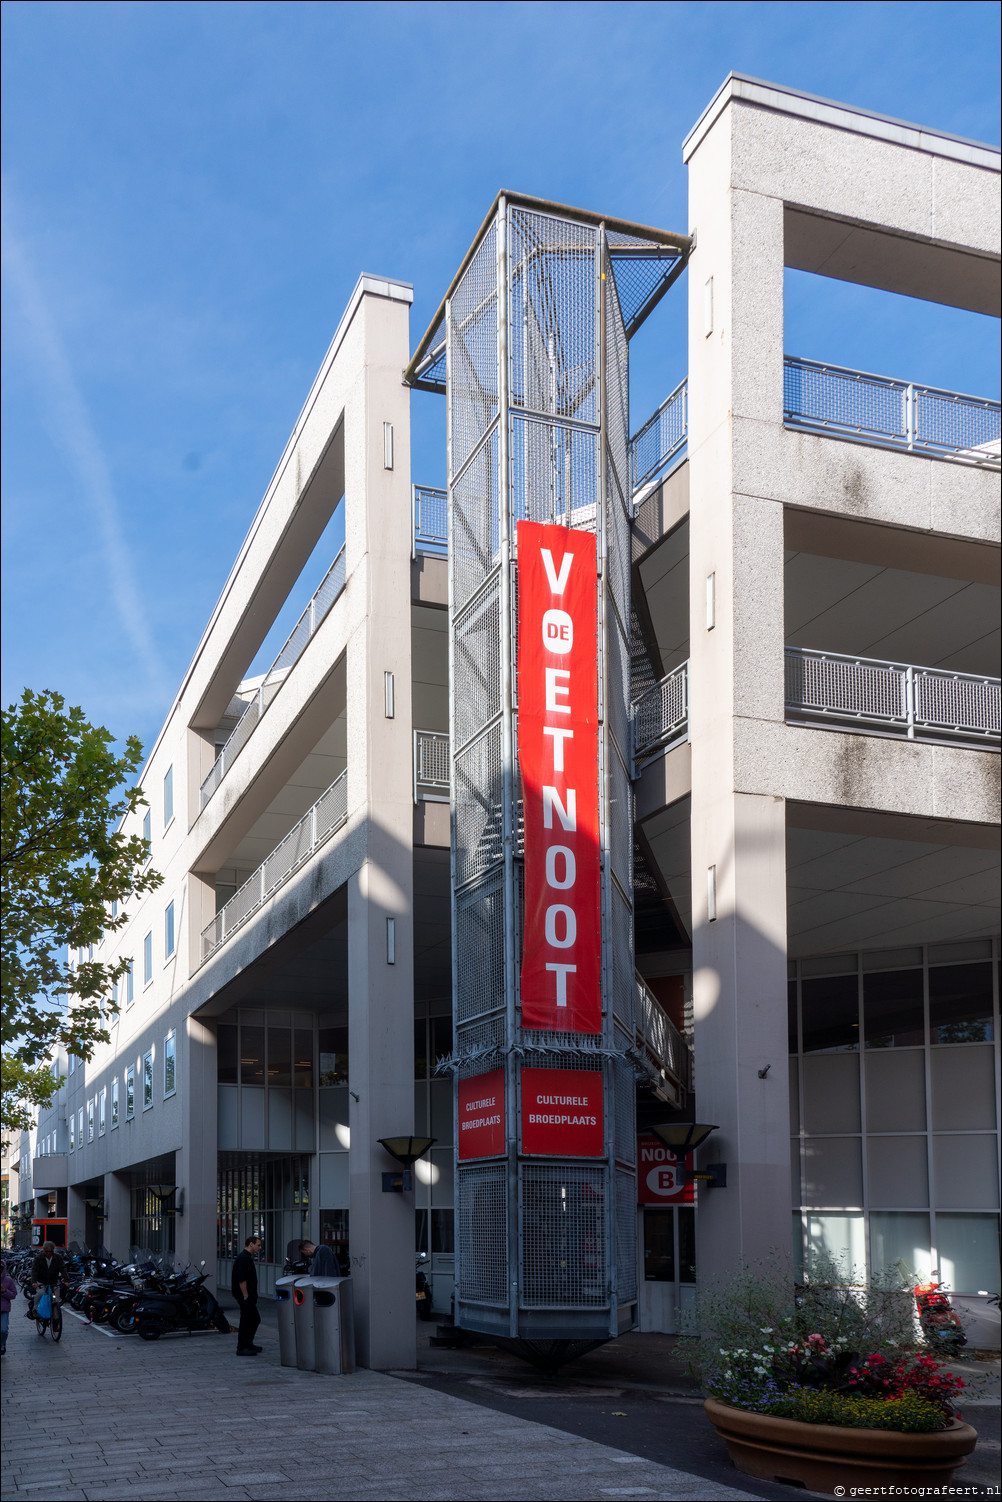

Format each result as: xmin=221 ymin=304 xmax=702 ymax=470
xmin=541 ymin=549 xmax=573 ymax=594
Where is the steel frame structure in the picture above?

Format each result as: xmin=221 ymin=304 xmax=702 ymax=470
xmin=407 ymin=195 xmax=689 ymax=1341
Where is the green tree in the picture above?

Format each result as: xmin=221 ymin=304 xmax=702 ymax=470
xmin=1 ymin=689 xmax=162 ymax=1131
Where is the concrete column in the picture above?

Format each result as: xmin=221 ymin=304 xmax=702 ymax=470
xmin=66 ymin=1184 xmax=88 ymax=1251
xmin=344 ymin=288 xmax=417 ymax=1369
xmin=686 ymin=96 xmax=792 ymax=1286
xmin=175 ymin=1016 xmax=218 ymax=1287
xmin=103 ymin=1171 xmax=131 ymax=1261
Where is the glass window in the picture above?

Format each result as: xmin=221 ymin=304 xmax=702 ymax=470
xmin=241 ymin=1025 xmax=265 ymax=1085
xmin=936 ymin=1212 xmax=1001 ymax=1294
xmin=294 ymin=1028 xmax=313 ymax=1088
xmin=414 ymin=1019 xmax=428 ymax=1079
xmin=801 ymin=974 xmax=859 ymax=1052
xmin=217 ymin=1024 xmax=238 ymax=1084
xmin=68 ymin=1053 xmax=76 ymax=1075
xmin=126 ymin=959 xmax=134 ymax=1005
xmin=111 ymin=1079 xmax=119 ymax=1128
xmin=99 ymin=1089 xmax=106 ymax=1134
xmin=863 ymin=968 xmax=924 ymax=1048
xmin=318 ymin=1025 xmax=348 ymax=1085
xmin=165 ymin=901 xmax=175 ymax=958
xmin=869 ymin=1211 xmax=933 ymax=1283
xmin=68 ymin=1113 xmax=75 ymax=1152
xmin=163 ymin=765 xmax=174 ymax=826
xmin=643 ymin=1207 xmax=676 ymax=1282
xmin=929 ymin=963 xmax=994 ymax=1044
xmin=78 ymin=1107 xmax=84 ymax=1144
xmin=164 ymin=1033 xmax=176 ymax=1096
xmin=431 ymin=1207 xmax=454 ymax=1254
xmin=806 ymin=1212 xmax=865 ymax=1277
xmin=111 ymin=899 xmax=118 ymax=919
xmin=431 ymin=1015 xmax=453 ymax=1065
xmin=87 ymin=1100 xmax=95 ymax=1142
xmin=143 ymin=932 xmax=153 ymax=986
xmin=788 ymin=980 xmax=798 ymax=1052
xmin=142 ymin=808 xmax=151 ymax=853
xmin=125 ymin=1066 xmax=135 ymax=1119
xmin=267 ymin=1026 xmax=291 ymax=1087
xmin=143 ymin=1050 xmax=154 ymax=1109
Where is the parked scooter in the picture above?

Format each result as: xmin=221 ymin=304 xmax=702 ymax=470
xmin=416 ymin=1252 xmax=433 ymax=1321
xmin=897 ymin=1261 xmax=967 ymax=1355
xmin=134 ymin=1262 xmax=232 ymax=1340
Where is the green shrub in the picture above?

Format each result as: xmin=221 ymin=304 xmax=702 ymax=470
xmin=765 ymin=1388 xmax=947 ymax=1433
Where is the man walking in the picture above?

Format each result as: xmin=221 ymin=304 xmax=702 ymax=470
xmin=231 ymin=1235 xmax=262 ymax=1355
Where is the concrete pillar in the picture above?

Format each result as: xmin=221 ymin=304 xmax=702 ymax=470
xmin=103 ymin=1171 xmax=131 ymax=1261
xmin=344 ymin=286 xmax=417 ymax=1369
xmin=66 ymin=1184 xmax=88 ymax=1251
xmin=685 ymin=94 xmax=792 ymax=1287
xmin=175 ymin=1016 xmax=218 ymax=1287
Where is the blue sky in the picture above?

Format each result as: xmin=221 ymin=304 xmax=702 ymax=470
xmin=2 ymin=0 xmax=999 ymax=755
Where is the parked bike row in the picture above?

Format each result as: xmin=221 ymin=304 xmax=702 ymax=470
xmin=3 ymin=1244 xmax=231 ymax=1342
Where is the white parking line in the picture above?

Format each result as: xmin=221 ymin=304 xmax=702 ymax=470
xmin=64 ymin=1309 xmax=119 ymax=1337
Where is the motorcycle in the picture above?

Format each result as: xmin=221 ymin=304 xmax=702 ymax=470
xmin=415 ymin=1252 xmax=433 ymax=1321
xmin=134 ymin=1263 xmax=232 ymax=1340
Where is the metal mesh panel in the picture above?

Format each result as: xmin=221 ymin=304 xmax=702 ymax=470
xmin=520 ymin=1164 xmax=607 ymax=1307
xmin=413 ymin=485 xmax=448 ymax=554
xmin=414 ymin=730 xmax=450 ymax=799
xmin=454 ymin=722 xmax=504 ymax=889
xmin=605 ymin=463 xmax=631 ymax=632
xmin=604 ymin=247 xmax=629 ymax=504
xmin=455 ymin=871 xmax=506 ymax=1024
xmin=610 ymin=883 xmax=635 ymax=1030
xmin=451 ymin=221 xmax=499 ymax=475
xmin=785 ymin=649 xmax=906 ymax=724
xmin=606 ymin=596 xmax=631 ymax=764
xmin=630 ymin=380 xmax=687 ymax=495
xmin=509 ymin=209 xmax=596 ymax=424
xmin=451 ymin=427 xmax=500 ymax=612
xmin=615 ymin=1169 xmax=638 ymax=1301
xmin=607 ymin=233 xmax=683 ymax=336
xmin=784 ymin=359 xmax=904 ymax=438
xmin=455 ymin=1014 xmax=506 ymax=1075
xmin=629 ymin=601 xmax=659 ymax=702
xmin=315 ymin=772 xmax=349 ymax=840
xmin=612 ymin=1057 xmax=637 ymax=1167
xmin=609 ymin=740 xmax=633 ymax=894
xmin=453 ymin=577 xmax=502 ymax=751
xmin=633 ymin=662 xmax=689 ymax=762
xmin=457 ymin=1164 xmax=508 ymax=1304
xmin=510 ymin=416 xmax=599 ymax=529
xmin=915 ymin=389 xmax=1000 ymax=454
xmin=915 ymin=669 xmax=1001 ymax=736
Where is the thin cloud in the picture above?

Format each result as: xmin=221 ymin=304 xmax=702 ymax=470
xmin=1 ymin=180 xmax=168 ymax=697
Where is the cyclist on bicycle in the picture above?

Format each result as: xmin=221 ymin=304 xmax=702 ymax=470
xmin=29 ymin=1242 xmax=66 ymax=1317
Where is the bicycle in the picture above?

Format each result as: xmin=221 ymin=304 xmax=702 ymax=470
xmin=34 ymin=1287 xmax=63 ymax=1342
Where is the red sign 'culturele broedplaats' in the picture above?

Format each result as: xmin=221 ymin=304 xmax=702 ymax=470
xmin=521 ymin=1068 xmax=604 ymax=1156
xmin=516 ymin=521 xmax=601 ymax=1035
xmin=457 ymin=1070 xmax=506 ymax=1160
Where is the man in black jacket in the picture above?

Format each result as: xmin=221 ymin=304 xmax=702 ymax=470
xmin=231 ymin=1235 xmax=262 ymax=1355
xmin=28 ymin=1242 xmax=66 ymax=1316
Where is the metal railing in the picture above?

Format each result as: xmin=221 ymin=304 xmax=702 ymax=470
xmin=785 ymin=647 xmax=1001 ymax=746
xmin=413 ymin=485 xmax=448 ymax=555
xmin=200 ymin=547 xmax=347 ymax=810
xmin=414 ymin=729 xmax=450 ymax=803
xmin=783 ymin=356 xmax=1001 ymax=467
xmin=629 ymin=378 xmax=688 ymax=497
xmin=200 ymin=771 xmax=348 ymax=963
xmin=633 ymin=975 xmax=692 ymax=1108
xmin=632 ymin=661 xmax=689 ymax=767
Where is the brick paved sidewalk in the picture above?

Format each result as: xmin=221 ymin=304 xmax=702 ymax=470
xmin=0 ymin=1304 xmax=757 ymax=1502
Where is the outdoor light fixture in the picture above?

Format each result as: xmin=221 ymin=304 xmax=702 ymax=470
xmin=378 ymin=1136 xmax=436 ymax=1193
xmin=650 ymin=1122 xmax=727 ymax=1188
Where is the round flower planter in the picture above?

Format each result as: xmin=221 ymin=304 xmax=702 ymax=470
xmin=704 ymin=1396 xmax=977 ymax=1495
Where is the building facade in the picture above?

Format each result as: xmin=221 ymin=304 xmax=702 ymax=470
xmin=11 ymin=76 xmax=1000 ymax=1364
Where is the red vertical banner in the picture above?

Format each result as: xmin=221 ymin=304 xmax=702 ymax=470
xmin=517 ymin=520 xmax=601 ymax=1034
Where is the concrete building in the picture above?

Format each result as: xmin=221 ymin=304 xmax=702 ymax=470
xmin=13 ymin=76 xmax=1000 ymax=1363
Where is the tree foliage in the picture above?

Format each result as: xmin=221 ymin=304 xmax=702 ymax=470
xmin=1 ymin=689 xmax=161 ymax=1130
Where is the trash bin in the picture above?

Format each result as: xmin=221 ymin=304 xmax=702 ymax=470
xmin=275 ymin=1275 xmax=299 ymax=1368
xmin=293 ymin=1277 xmax=317 ymax=1371
xmin=312 ymin=1276 xmax=355 ymax=1375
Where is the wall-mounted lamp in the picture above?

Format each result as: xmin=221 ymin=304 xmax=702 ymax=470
xmin=378 ymin=1136 xmax=436 ymax=1193
xmin=650 ymin=1122 xmax=727 ymax=1188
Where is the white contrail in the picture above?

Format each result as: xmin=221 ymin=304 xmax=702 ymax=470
xmin=1 ymin=180 xmax=168 ymax=695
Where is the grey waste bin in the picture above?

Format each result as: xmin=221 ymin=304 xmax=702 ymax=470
xmin=293 ymin=1277 xmax=317 ymax=1371
xmin=275 ymin=1275 xmax=299 ymax=1368
xmin=312 ymin=1276 xmax=355 ymax=1375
